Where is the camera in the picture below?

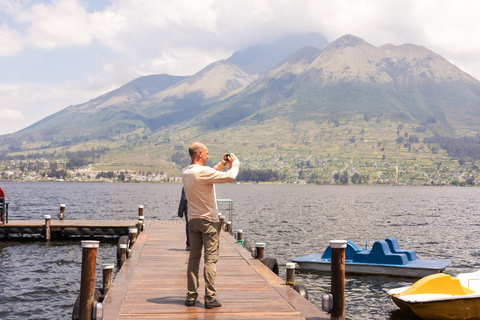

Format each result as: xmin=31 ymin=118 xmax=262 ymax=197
xmin=224 ymin=154 xmax=230 ymax=161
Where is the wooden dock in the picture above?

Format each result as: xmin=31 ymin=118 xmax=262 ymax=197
xmin=0 ymin=219 xmax=137 ymax=238
xmin=102 ymin=220 xmax=328 ymax=319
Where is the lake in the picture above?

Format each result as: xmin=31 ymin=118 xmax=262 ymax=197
xmin=1 ymin=181 xmax=479 ymax=319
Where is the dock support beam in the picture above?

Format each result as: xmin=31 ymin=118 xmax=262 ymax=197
xmin=79 ymin=240 xmax=99 ymax=320
xmin=330 ymin=240 xmax=347 ymax=320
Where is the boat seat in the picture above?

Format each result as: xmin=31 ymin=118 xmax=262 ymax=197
xmin=353 ymin=240 xmax=409 ymax=265
xmin=385 ymin=237 xmax=417 ymax=261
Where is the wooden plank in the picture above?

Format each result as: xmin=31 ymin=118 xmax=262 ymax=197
xmin=102 ymin=222 xmax=328 ymax=320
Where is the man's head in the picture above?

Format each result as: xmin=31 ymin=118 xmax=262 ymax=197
xmin=189 ymin=142 xmax=209 ymax=165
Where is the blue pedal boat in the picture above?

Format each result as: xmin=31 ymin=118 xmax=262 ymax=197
xmin=291 ymin=238 xmax=451 ymax=277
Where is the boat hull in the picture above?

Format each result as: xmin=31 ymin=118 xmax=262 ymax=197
xmin=293 ymin=259 xmax=450 ymax=278
xmin=392 ymin=295 xmax=480 ymax=320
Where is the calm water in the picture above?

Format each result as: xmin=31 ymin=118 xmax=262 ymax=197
xmin=1 ymin=182 xmax=479 ymax=319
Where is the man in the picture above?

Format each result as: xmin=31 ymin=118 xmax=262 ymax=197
xmin=182 ymin=142 xmax=239 ymax=309
xmin=177 ymin=187 xmax=190 ymax=251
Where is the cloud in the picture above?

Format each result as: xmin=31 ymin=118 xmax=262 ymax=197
xmin=0 ymin=23 xmax=23 ymax=56
xmin=0 ymin=109 xmax=24 ymax=120
xmin=17 ymin=0 xmax=92 ymax=49
xmin=0 ymin=81 xmax=111 ymax=135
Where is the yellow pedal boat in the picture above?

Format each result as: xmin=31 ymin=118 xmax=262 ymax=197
xmin=388 ymin=271 xmax=480 ymax=320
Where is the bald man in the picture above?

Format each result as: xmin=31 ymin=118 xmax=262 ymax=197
xmin=182 ymin=142 xmax=239 ymax=309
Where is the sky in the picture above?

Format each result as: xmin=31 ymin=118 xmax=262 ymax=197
xmin=1 ymin=0 xmax=480 ymax=135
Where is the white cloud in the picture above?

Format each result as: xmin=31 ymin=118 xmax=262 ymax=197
xmin=0 ymin=23 xmax=23 ymax=56
xmin=0 ymin=81 xmax=110 ymax=134
xmin=0 ymin=109 xmax=24 ymax=120
xmin=17 ymin=0 xmax=92 ymax=49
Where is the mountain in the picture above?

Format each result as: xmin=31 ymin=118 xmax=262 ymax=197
xmin=16 ymin=74 xmax=187 ymax=140
xmin=228 ymin=33 xmax=329 ymax=75
xmin=3 ymin=33 xmax=480 ymax=185
xmin=8 ymin=33 xmax=329 ymax=142
xmin=200 ymin=35 xmax=480 ymax=134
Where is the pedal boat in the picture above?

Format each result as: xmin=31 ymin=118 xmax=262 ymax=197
xmin=388 ymin=270 xmax=480 ymax=320
xmin=291 ymin=238 xmax=451 ymax=277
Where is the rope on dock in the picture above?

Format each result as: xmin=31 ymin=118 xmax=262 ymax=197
xmin=236 ymin=239 xmax=251 ymax=252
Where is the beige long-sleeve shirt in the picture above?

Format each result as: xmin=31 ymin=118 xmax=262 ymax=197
xmin=182 ymin=159 xmax=239 ymax=223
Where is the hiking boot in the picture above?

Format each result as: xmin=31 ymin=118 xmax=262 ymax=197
xmin=185 ymin=299 xmax=196 ymax=307
xmin=205 ymin=299 xmax=222 ymax=309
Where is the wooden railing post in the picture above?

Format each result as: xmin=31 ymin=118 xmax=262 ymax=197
xmin=236 ymin=229 xmax=243 ymax=241
xmin=330 ymin=240 xmax=347 ymax=320
xmin=79 ymin=240 xmax=99 ymax=320
xmin=60 ymin=204 xmax=65 ymax=220
xmin=44 ymin=215 xmax=51 ymax=241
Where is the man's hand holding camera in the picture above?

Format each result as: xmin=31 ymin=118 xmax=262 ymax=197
xmin=222 ymin=153 xmax=237 ymax=169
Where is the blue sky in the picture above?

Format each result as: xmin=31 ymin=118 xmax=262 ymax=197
xmin=1 ymin=0 xmax=480 ymax=135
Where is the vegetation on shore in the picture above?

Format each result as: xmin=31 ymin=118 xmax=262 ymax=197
xmin=2 ymin=115 xmax=479 ymax=186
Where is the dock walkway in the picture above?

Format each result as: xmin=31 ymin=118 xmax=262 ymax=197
xmin=102 ymin=220 xmax=328 ymax=319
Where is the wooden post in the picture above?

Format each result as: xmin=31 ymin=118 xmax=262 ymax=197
xmin=255 ymin=242 xmax=265 ymax=261
xmin=286 ymin=262 xmax=295 ymax=285
xmin=59 ymin=204 xmax=65 ymax=220
xmin=102 ymin=263 xmax=114 ymax=296
xmin=79 ymin=240 xmax=99 ymax=320
xmin=138 ymin=205 xmax=144 ymax=218
xmin=44 ymin=215 xmax=51 ymax=241
xmin=138 ymin=216 xmax=145 ymax=231
xmin=220 ymin=216 xmax=225 ymax=227
xmin=128 ymin=227 xmax=137 ymax=247
xmin=119 ymin=243 xmax=127 ymax=267
xmin=136 ymin=219 xmax=142 ymax=234
xmin=226 ymin=221 xmax=231 ymax=234
xmin=237 ymin=229 xmax=243 ymax=241
xmin=330 ymin=240 xmax=347 ymax=320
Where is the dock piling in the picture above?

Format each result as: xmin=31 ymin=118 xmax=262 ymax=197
xmin=60 ymin=204 xmax=65 ymax=220
xmin=44 ymin=215 xmax=51 ymax=241
xmin=255 ymin=242 xmax=265 ymax=261
xmin=286 ymin=262 xmax=295 ymax=285
xmin=236 ymin=229 xmax=243 ymax=241
xmin=220 ymin=216 xmax=225 ymax=227
xmin=79 ymin=240 xmax=99 ymax=320
xmin=102 ymin=263 xmax=114 ymax=295
xmin=119 ymin=243 xmax=127 ymax=267
xmin=138 ymin=205 xmax=144 ymax=218
xmin=226 ymin=221 xmax=231 ymax=234
xmin=330 ymin=240 xmax=347 ymax=320
xmin=128 ymin=227 xmax=137 ymax=247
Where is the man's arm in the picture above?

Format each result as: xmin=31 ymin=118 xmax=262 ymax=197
xmin=202 ymin=158 xmax=239 ymax=183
